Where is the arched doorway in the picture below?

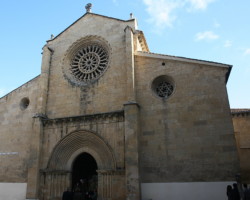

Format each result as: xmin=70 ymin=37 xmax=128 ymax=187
xmin=42 ymin=130 xmax=117 ymax=200
xmin=72 ymin=152 xmax=98 ymax=195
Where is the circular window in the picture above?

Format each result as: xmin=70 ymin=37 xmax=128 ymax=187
xmin=71 ymin=44 xmax=109 ymax=82
xmin=20 ymin=97 xmax=30 ymax=110
xmin=63 ymin=36 xmax=111 ymax=86
xmin=152 ymin=75 xmax=175 ymax=99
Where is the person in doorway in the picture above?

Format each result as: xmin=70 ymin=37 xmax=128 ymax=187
xmin=89 ymin=190 xmax=97 ymax=200
xmin=62 ymin=187 xmax=73 ymax=200
xmin=232 ymin=183 xmax=241 ymax=200
xmin=243 ymin=184 xmax=250 ymax=200
xmin=79 ymin=178 xmax=87 ymax=195
xmin=73 ymin=184 xmax=83 ymax=200
xmin=227 ymin=185 xmax=233 ymax=200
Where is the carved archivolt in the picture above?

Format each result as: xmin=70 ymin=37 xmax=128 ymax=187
xmin=63 ymin=35 xmax=111 ymax=86
xmin=47 ymin=130 xmax=116 ymax=171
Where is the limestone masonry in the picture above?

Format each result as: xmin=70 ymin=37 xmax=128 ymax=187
xmin=0 ymin=6 xmax=241 ymax=200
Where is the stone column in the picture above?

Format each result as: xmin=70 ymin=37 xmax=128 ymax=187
xmin=97 ymin=169 xmax=126 ymax=200
xmin=25 ymin=116 xmax=41 ymax=200
xmin=124 ymin=102 xmax=140 ymax=200
xmin=97 ymin=170 xmax=113 ymax=200
xmin=40 ymin=170 xmax=71 ymax=200
xmin=124 ymin=24 xmax=140 ymax=200
xmin=39 ymin=45 xmax=53 ymax=113
xmin=26 ymin=45 xmax=53 ymax=200
xmin=125 ymin=26 xmax=136 ymax=102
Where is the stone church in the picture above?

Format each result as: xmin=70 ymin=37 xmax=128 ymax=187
xmin=0 ymin=4 xmax=240 ymax=200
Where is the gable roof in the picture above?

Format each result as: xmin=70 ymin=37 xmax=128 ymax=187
xmin=47 ymin=12 xmax=135 ymax=42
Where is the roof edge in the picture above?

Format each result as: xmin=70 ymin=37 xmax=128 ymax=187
xmin=231 ymin=109 xmax=250 ymax=116
xmin=0 ymin=75 xmax=40 ymax=100
xmin=135 ymin=51 xmax=232 ymax=83
xmin=47 ymin=13 xmax=135 ymax=42
xmin=135 ymin=51 xmax=232 ymax=68
xmin=136 ymin=30 xmax=149 ymax=52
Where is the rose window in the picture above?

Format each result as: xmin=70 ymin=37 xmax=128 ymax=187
xmin=152 ymin=75 xmax=175 ymax=99
xmin=155 ymin=81 xmax=174 ymax=98
xmin=70 ymin=44 xmax=109 ymax=82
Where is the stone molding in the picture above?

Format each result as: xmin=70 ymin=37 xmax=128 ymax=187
xmin=123 ymin=101 xmax=140 ymax=108
xmin=231 ymin=111 xmax=250 ymax=117
xmin=40 ymin=169 xmax=71 ymax=174
xmin=41 ymin=110 xmax=124 ymax=126
xmin=47 ymin=130 xmax=117 ymax=170
xmin=97 ymin=169 xmax=125 ymax=175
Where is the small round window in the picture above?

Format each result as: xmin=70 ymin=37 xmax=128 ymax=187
xmin=152 ymin=75 xmax=175 ymax=99
xmin=20 ymin=97 xmax=30 ymax=110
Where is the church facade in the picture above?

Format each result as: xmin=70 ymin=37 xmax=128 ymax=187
xmin=0 ymin=7 xmax=239 ymax=200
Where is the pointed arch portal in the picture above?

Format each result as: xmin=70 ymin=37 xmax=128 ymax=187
xmin=48 ymin=130 xmax=116 ymax=171
xmin=40 ymin=130 xmax=119 ymax=200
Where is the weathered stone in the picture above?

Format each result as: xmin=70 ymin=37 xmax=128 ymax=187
xmin=0 ymin=10 xmax=239 ymax=200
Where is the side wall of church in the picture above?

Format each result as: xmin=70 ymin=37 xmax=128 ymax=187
xmin=0 ymin=76 xmax=40 ymax=182
xmin=44 ymin=15 xmax=136 ymax=119
xmin=135 ymin=55 xmax=239 ymax=182
xmin=232 ymin=113 xmax=250 ymax=182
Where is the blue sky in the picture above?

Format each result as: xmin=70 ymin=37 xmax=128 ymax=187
xmin=0 ymin=0 xmax=249 ymax=108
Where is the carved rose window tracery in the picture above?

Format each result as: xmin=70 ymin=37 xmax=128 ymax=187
xmin=155 ymin=81 xmax=174 ymax=98
xmin=70 ymin=44 xmax=109 ymax=82
xmin=152 ymin=75 xmax=175 ymax=99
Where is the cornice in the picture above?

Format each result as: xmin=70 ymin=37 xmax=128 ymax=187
xmin=231 ymin=109 xmax=250 ymax=117
xmin=41 ymin=110 xmax=124 ymax=126
xmin=135 ymin=51 xmax=232 ymax=68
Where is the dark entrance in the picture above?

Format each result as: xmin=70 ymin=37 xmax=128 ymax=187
xmin=72 ymin=152 xmax=98 ymax=196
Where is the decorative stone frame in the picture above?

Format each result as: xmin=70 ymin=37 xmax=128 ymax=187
xmin=151 ymin=75 xmax=175 ymax=99
xmin=62 ymin=35 xmax=112 ymax=86
xmin=40 ymin=130 xmax=119 ymax=200
xmin=47 ymin=130 xmax=116 ymax=170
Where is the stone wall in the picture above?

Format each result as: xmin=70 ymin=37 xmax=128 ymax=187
xmin=135 ymin=54 xmax=239 ymax=182
xmin=232 ymin=111 xmax=250 ymax=182
xmin=0 ymin=76 xmax=40 ymax=182
xmin=44 ymin=14 xmax=136 ymax=119
xmin=40 ymin=112 xmax=125 ymax=170
xmin=39 ymin=111 xmax=125 ymax=200
xmin=0 ymin=11 xmax=241 ymax=200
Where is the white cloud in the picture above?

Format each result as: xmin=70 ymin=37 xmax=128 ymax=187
xmin=224 ymin=40 xmax=232 ymax=48
xmin=195 ymin=31 xmax=219 ymax=41
xmin=213 ymin=21 xmax=220 ymax=28
xmin=244 ymin=48 xmax=250 ymax=56
xmin=112 ymin=0 xmax=119 ymax=5
xmin=186 ymin=0 xmax=215 ymax=10
xmin=143 ymin=0 xmax=180 ymax=29
xmin=142 ymin=0 xmax=216 ymax=32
